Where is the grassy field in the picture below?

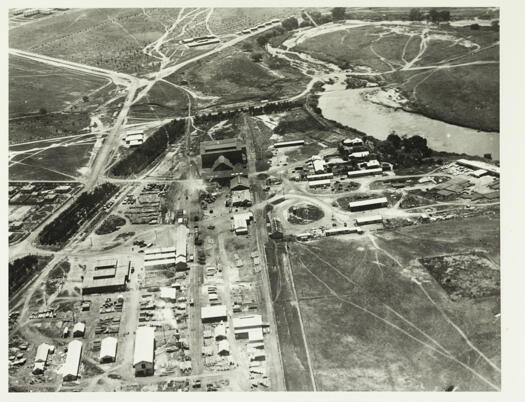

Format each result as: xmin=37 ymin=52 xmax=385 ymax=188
xmin=171 ymin=48 xmax=309 ymax=104
xmin=9 ymin=55 xmax=110 ymax=118
xmin=295 ymin=25 xmax=393 ymax=72
xmin=10 ymin=142 xmax=94 ymax=181
xmin=9 ymin=9 xmax=183 ymax=74
xmin=281 ymin=215 xmax=500 ymax=391
xmin=401 ymin=64 xmax=499 ymax=132
xmin=265 ymin=240 xmax=315 ymax=391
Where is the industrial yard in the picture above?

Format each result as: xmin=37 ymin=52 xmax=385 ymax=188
xmin=8 ymin=6 xmax=503 ymax=394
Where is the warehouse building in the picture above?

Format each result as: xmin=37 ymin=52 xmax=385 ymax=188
xmin=201 ymin=305 xmax=227 ymax=323
xmin=274 ymin=140 xmax=304 ymax=148
xmin=355 ymin=215 xmax=383 ymax=225
xmin=233 ymin=212 xmax=254 ymax=235
xmin=308 ymin=179 xmax=331 ymax=188
xmin=347 ymin=168 xmax=383 ymax=178
xmin=82 ymin=260 xmax=130 ymax=295
xmin=456 ymin=159 xmax=499 ymax=176
xmin=230 ymin=176 xmax=250 ymax=191
xmin=349 ymin=151 xmax=370 ymax=159
xmin=62 ymin=340 xmax=82 ymax=382
xmin=133 ymin=326 xmax=155 ymax=376
xmin=233 ymin=314 xmax=263 ymax=339
xmin=269 ymin=218 xmax=284 ymax=239
xmin=99 ymin=337 xmax=118 ymax=363
xmin=306 ymin=173 xmax=333 ymax=181
xmin=175 ymin=225 xmax=189 ymax=270
xmin=311 ymin=157 xmax=326 ymax=173
xmin=35 ymin=343 xmax=52 ymax=363
xmin=325 ymin=227 xmax=362 ymax=236
xmin=144 ymin=247 xmax=176 ymax=267
xmin=200 ymin=138 xmax=247 ymax=169
xmin=231 ymin=189 xmax=252 ymax=207
xmin=349 ymin=197 xmax=388 ymax=212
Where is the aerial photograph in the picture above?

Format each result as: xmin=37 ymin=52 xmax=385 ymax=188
xmin=8 ymin=6 xmax=500 ymax=392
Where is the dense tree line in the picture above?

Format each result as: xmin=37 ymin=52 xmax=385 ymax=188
xmin=409 ymin=8 xmax=451 ymax=23
xmin=193 ymin=100 xmax=302 ymax=125
xmin=110 ymin=119 xmax=186 ymax=177
xmin=9 ymin=255 xmax=50 ymax=294
xmin=38 ymin=183 xmax=119 ymax=247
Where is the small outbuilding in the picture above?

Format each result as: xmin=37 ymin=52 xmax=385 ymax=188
xmin=73 ymin=322 xmax=86 ymax=338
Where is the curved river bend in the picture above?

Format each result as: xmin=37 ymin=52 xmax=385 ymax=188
xmin=318 ymin=79 xmax=500 ymax=160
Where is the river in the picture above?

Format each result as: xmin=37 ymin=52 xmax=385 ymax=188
xmin=318 ymin=79 xmax=500 ymax=160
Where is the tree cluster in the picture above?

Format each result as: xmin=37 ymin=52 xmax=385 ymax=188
xmin=9 ymin=255 xmax=41 ymax=294
xmin=281 ymin=16 xmax=299 ymax=31
xmin=38 ymin=183 xmax=119 ymax=247
xmin=427 ymin=9 xmax=451 ymax=24
xmin=110 ymin=119 xmax=186 ymax=177
xmin=374 ymin=133 xmax=433 ymax=168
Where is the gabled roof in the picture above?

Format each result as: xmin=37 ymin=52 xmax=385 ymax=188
xmin=211 ymin=155 xmax=234 ymax=171
xmin=133 ymin=326 xmax=155 ymax=366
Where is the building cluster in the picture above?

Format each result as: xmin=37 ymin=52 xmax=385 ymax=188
xmin=238 ymin=18 xmax=281 ymax=35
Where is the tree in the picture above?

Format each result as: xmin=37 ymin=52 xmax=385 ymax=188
xmin=251 ymin=52 xmax=264 ymax=62
xmin=331 ymin=7 xmax=346 ymax=20
xmin=408 ymin=8 xmax=424 ymax=21
xmin=439 ymin=10 xmax=451 ymax=22
xmin=428 ymin=9 xmax=440 ymax=23
xmin=242 ymin=42 xmax=253 ymax=52
xmin=491 ymin=20 xmax=499 ymax=31
xmin=82 ymin=95 xmax=90 ymax=102
xmin=470 ymin=23 xmax=480 ymax=30
xmin=281 ymin=16 xmax=298 ymax=31
xmin=39 ymin=107 xmax=47 ymax=114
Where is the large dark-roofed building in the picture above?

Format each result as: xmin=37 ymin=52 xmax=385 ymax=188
xmin=200 ymin=138 xmax=247 ymax=169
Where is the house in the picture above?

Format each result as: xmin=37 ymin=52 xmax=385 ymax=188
xmin=62 ymin=340 xmax=82 ymax=381
xmin=312 ymin=158 xmax=326 ymax=173
xmin=230 ymin=176 xmax=250 ymax=191
xmin=133 ymin=326 xmax=155 ymax=376
xmin=99 ymin=337 xmax=118 ymax=363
